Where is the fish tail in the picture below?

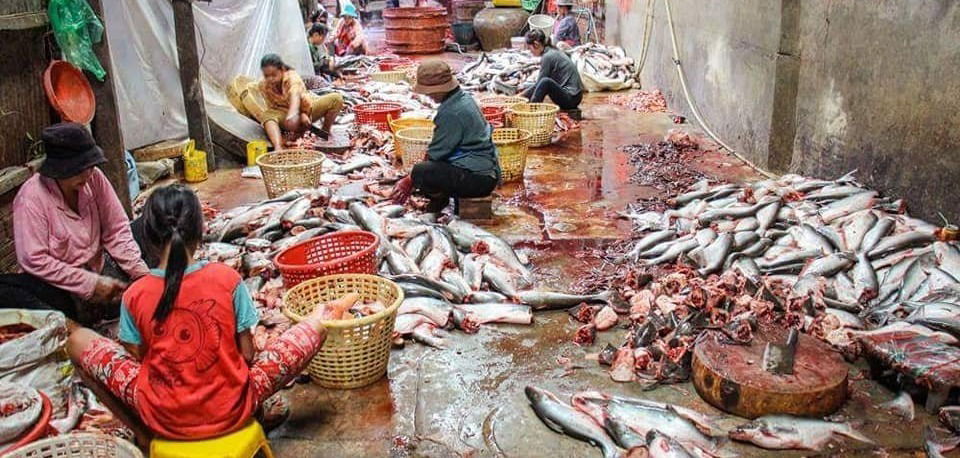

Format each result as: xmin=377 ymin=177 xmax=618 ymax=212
xmin=837 ymin=425 xmax=875 ymax=445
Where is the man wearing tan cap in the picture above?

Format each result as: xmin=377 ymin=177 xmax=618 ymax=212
xmin=391 ymin=60 xmax=501 ymax=213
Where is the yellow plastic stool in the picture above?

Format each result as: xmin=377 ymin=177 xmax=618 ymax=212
xmin=150 ymin=421 xmax=274 ymax=458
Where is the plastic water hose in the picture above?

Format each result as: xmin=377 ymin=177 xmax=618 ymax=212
xmin=661 ymin=0 xmax=776 ymax=178
xmin=634 ymin=0 xmax=656 ymax=76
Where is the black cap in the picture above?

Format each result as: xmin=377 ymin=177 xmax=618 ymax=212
xmin=38 ymin=122 xmax=107 ymax=179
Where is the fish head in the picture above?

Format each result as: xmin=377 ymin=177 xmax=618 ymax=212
xmin=729 ymin=420 xmax=797 ymax=448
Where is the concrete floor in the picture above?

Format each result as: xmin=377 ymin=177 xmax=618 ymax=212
xmin=191 ymin=90 xmax=942 ymax=456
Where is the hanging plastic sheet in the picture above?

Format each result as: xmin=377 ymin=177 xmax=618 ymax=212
xmin=48 ymin=0 xmax=107 ymax=81
xmin=101 ymin=0 xmax=312 ymax=150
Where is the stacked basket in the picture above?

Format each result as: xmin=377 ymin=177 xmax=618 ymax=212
xmin=492 ymin=128 xmax=533 ymax=182
xmin=283 ymin=274 xmax=404 ymax=389
xmin=395 ymin=127 xmax=434 ymax=173
xmin=274 ymin=231 xmax=380 ymax=288
xmin=506 ymin=102 xmax=558 ymax=147
xmin=354 ymin=102 xmax=404 ymax=131
xmin=256 ymin=149 xmax=326 ymax=199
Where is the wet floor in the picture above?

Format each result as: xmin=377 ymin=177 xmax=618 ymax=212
xmin=191 ymin=89 xmax=941 ymax=456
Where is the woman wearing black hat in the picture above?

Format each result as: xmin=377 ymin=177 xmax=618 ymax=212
xmin=0 ymin=123 xmax=149 ymax=325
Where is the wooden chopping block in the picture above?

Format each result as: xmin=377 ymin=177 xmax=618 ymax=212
xmin=310 ymin=128 xmax=351 ymax=155
xmin=456 ymin=195 xmax=494 ymax=222
xmin=692 ymin=327 xmax=848 ymax=419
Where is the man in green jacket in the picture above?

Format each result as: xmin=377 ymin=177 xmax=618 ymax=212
xmin=391 ymin=60 xmax=501 ymax=213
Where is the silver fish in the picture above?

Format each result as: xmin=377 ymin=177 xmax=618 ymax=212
xmin=280 ymin=197 xmax=313 ymax=230
xmin=411 ymin=323 xmax=446 ymax=348
xmin=441 ymin=269 xmax=472 ymax=300
xmin=404 ymin=232 xmax=431 ymax=264
xmin=819 ymin=191 xmax=877 ymax=223
xmin=525 ymin=386 xmax=620 ymax=458
xmin=756 ymin=249 xmax=823 ymax=270
xmin=348 ymin=201 xmax=388 ymax=242
xmin=646 ymin=238 xmax=700 ymax=266
xmin=859 ymin=216 xmax=895 ymax=253
xmin=483 ymin=262 xmax=519 ymax=299
xmin=622 ymin=230 xmax=677 ymax=263
xmin=467 ymin=291 xmax=507 ymax=303
xmin=800 ymin=252 xmax=855 ymax=278
xmin=843 ymin=210 xmax=877 ymax=253
xmin=935 ymin=242 xmax=960 ymax=279
xmin=851 ymin=252 xmax=879 ymax=303
xmin=879 ymin=391 xmax=914 ymax=421
xmin=455 ymin=303 xmax=533 ymax=325
xmin=729 ymin=415 xmax=874 ymax=450
xmin=755 ymin=201 xmax=781 ymax=234
xmin=398 ymin=297 xmax=452 ymax=327
xmin=385 ymin=242 xmax=421 ymax=275
xmin=461 ymin=253 xmax=485 ymax=291
xmin=868 ymin=230 xmax=937 ymax=259
xmin=698 ymin=232 xmax=733 ymax=276
xmin=517 ymin=290 xmax=612 ymax=310
xmin=646 ymin=430 xmax=694 ymax=458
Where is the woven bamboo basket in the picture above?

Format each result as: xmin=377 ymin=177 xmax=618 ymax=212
xmin=492 ymin=128 xmax=532 ymax=182
xmin=6 ymin=434 xmax=142 ymax=458
xmin=388 ymin=116 xmax=434 ymax=134
xmin=477 ymin=94 xmax=527 ymax=110
xmin=371 ymin=70 xmax=407 ymax=84
xmin=507 ymin=102 xmax=558 ymax=147
xmin=395 ymin=127 xmax=433 ymax=173
xmin=256 ymin=149 xmax=326 ymax=199
xmin=282 ymin=274 xmax=404 ymax=389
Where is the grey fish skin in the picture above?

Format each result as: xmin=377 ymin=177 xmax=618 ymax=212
xmin=819 ymin=191 xmax=878 ymax=223
xmin=280 ymin=197 xmax=312 ymax=229
xmin=397 ymin=282 xmax=451 ymax=302
xmin=525 ymin=386 xmax=620 ymax=458
xmin=429 ymin=226 xmax=459 ymax=265
xmin=390 ymin=274 xmax=465 ymax=303
xmin=871 ymin=245 xmax=933 ymax=271
xmin=739 ymin=237 xmax=772 ymax=258
xmin=896 ymin=252 xmax=937 ymax=302
xmin=698 ymin=233 xmax=733 ymax=276
xmin=800 ymin=252 xmax=855 ymax=278
xmin=404 ymin=232 xmax=431 ymax=264
xmin=646 ymin=238 xmax=701 ymax=266
xmin=622 ymin=230 xmax=677 ymax=262
xmin=755 ymin=201 xmax=781 ymax=234
xmin=441 ymin=269 xmax=472 ymax=300
xmin=868 ymin=230 xmax=937 ymax=259
xmin=467 ymin=291 xmax=507 ymax=303
xmin=851 ymin=252 xmax=879 ymax=303
xmin=843 ymin=210 xmax=877 ymax=253
xmin=729 ymin=415 xmax=874 ymax=451
xmin=385 ymin=243 xmax=421 ymax=276
xmin=411 ymin=323 xmax=446 ymax=349
xmin=732 ymin=231 xmax=759 ymax=250
xmin=325 ymin=207 xmax=355 ymax=225
xmin=792 ymin=224 xmax=835 ymax=254
xmin=805 ymin=184 xmax=866 ymax=201
xmin=934 ymin=242 xmax=960 ymax=279
xmin=348 ymin=201 xmax=388 ymax=241
xmin=879 ymin=391 xmax=914 ymax=421
xmin=646 ymin=430 xmax=694 ymax=458
xmin=859 ymin=216 xmax=895 ymax=253
xmin=477 ymin=234 xmax=533 ymax=286
xmin=398 ymin=297 xmax=452 ymax=327
xmin=461 ymin=253 xmax=485 ymax=290
xmin=672 ymin=184 xmax=736 ymax=207
xmin=517 ymin=290 xmax=612 ymax=310
xmin=483 ymin=262 xmax=520 ymax=299
xmin=756 ymin=249 xmax=823 ymax=270
xmin=455 ymin=303 xmax=533 ymax=325
xmin=696 ymin=198 xmax=777 ymax=224
xmin=732 ymin=258 xmax=762 ymax=284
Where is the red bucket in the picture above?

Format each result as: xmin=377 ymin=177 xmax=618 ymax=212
xmin=379 ymin=57 xmax=415 ymax=71
xmin=355 ymin=102 xmax=404 ymax=131
xmin=274 ymin=231 xmax=380 ymax=289
xmin=481 ymin=105 xmax=507 ymax=125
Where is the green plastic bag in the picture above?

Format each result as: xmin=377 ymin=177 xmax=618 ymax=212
xmin=48 ymin=0 xmax=106 ymax=81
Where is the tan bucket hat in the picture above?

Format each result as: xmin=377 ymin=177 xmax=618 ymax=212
xmin=413 ymin=60 xmax=459 ymax=95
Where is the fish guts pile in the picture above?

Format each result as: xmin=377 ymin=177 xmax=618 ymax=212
xmin=607 ymin=89 xmax=668 ymax=113
xmin=575 ymin=170 xmax=960 ymax=392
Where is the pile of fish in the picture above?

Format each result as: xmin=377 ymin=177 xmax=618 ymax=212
xmin=525 ymin=386 xmax=877 ymax=456
xmin=458 ymin=49 xmax=540 ymax=94
xmin=312 ymin=80 xmax=438 ymax=126
xmin=569 ymin=43 xmax=640 ymax=92
xmin=579 ymin=171 xmax=960 ymax=388
xmin=458 ymin=44 xmax=639 ymax=95
xmin=608 ymin=89 xmax=668 ymax=113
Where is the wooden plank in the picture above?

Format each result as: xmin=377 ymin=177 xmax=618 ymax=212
xmin=0 ymin=27 xmax=50 ymax=170
xmin=0 ymin=12 xmax=48 ymax=30
xmin=172 ymin=0 xmax=216 ymax=172
xmin=0 ymin=0 xmax=44 ymax=16
xmin=87 ymin=0 xmax=131 ymax=214
xmin=0 ymin=158 xmax=43 ymax=197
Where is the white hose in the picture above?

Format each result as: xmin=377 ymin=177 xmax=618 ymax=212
xmin=635 ymin=0 xmax=656 ymax=76
xmin=661 ymin=0 xmax=777 ymax=179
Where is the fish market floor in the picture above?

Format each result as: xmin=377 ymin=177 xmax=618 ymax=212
xmin=190 ymin=94 xmax=934 ymax=457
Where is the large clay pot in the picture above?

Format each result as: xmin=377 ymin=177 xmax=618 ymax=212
xmin=473 ymin=7 xmax=529 ymax=51
xmin=383 ymin=7 xmax=449 ymax=54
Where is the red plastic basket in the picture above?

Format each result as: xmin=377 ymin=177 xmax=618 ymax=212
xmin=274 ymin=231 xmax=380 ymax=289
xmin=354 ymin=102 xmax=404 ymax=131
xmin=379 ymin=57 xmax=415 ymax=71
xmin=481 ymin=105 xmax=506 ymax=125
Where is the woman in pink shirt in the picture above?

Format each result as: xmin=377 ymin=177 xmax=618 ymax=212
xmin=0 ymin=123 xmax=149 ymax=325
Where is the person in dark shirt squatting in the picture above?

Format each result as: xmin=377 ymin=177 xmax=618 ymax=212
xmin=390 ymin=61 xmax=502 ymax=213
xmin=521 ymin=29 xmax=584 ymax=119
xmin=308 ymin=23 xmax=338 ymax=78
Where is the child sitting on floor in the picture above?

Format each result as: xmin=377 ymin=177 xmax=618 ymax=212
xmin=67 ymin=184 xmax=333 ymax=440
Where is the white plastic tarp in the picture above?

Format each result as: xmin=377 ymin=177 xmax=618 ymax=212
xmin=101 ymin=0 xmax=312 ymax=150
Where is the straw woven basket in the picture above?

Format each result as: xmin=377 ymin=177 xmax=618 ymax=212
xmin=282 ymin=274 xmax=404 ymax=389
xmin=388 ymin=116 xmax=434 ymax=134
xmin=507 ymin=102 xmax=558 ymax=147
xmin=395 ymin=127 xmax=433 ymax=173
xmin=371 ymin=70 xmax=408 ymax=84
xmin=256 ymin=149 xmax=326 ymax=199
xmin=6 ymin=434 xmax=142 ymax=458
xmin=492 ymin=128 xmax=532 ymax=182
xmin=477 ymin=94 xmax=527 ymax=110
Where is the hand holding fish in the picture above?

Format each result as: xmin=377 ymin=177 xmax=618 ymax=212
xmin=390 ymin=176 xmax=413 ymax=204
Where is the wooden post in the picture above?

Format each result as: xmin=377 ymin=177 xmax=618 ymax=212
xmin=87 ymin=0 xmax=132 ymax=214
xmin=171 ymin=0 xmax=216 ymax=171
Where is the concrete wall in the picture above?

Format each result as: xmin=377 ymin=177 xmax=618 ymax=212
xmin=791 ymin=1 xmax=960 ymax=221
xmin=606 ymin=0 xmax=960 ymax=221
